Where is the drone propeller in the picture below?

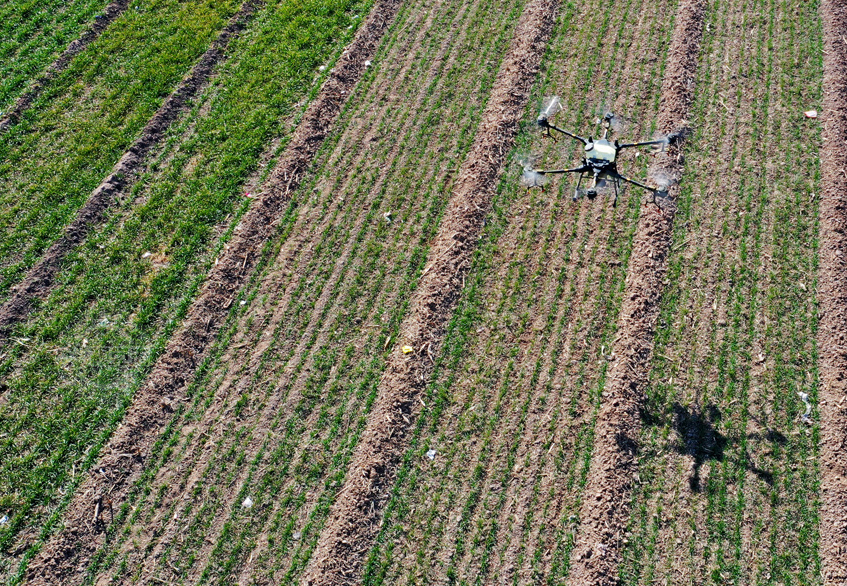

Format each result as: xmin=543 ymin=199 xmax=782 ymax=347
xmin=651 ymin=127 xmax=693 ymax=152
xmin=518 ymin=154 xmax=549 ymax=189
xmin=521 ymin=167 xmax=549 ymax=189
xmin=538 ymin=96 xmax=563 ymax=124
xmin=649 ymin=169 xmax=677 ymax=200
xmin=603 ymin=111 xmax=633 ymax=135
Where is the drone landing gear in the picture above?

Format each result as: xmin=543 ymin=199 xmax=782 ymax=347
xmin=572 ymin=174 xmax=619 ymax=207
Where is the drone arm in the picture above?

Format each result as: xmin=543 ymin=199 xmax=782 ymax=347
xmin=612 ymin=171 xmax=657 ymax=193
xmin=538 ymin=119 xmax=588 ymax=144
xmin=536 ymin=165 xmax=589 ymax=175
xmin=617 ymin=138 xmax=668 ymax=150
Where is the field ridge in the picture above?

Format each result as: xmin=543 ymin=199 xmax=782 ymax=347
xmin=0 ymin=0 xmax=263 ymax=340
xmin=22 ymin=0 xmax=404 ymax=580
xmin=818 ymin=0 xmax=847 ymax=582
xmin=564 ymin=0 xmax=707 ymax=582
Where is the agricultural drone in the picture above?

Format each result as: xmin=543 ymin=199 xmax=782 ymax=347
xmin=521 ymin=97 xmax=684 ymax=208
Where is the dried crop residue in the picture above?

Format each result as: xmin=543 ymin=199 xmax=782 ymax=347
xmin=301 ymin=0 xmax=560 ymax=583
xmin=0 ymin=0 xmax=262 ymax=339
xmin=24 ymin=0 xmax=403 ymax=581
xmin=819 ymin=0 xmax=847 ymax=582
xmin=0 ymin=0 xmax=130 ymax=132
xmin=564 ymin=0 xmax=706 ymax=583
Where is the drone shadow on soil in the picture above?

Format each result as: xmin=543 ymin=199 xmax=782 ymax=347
xmin=641 ymin=402 xmax=781 ymax=492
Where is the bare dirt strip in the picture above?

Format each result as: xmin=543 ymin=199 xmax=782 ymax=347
xmin=0 ymin=0 xmax=262 ymax=341
xmin=299 ymin=0 xmax=560 ymax=583
xmin=818 ymin=0 xmax=847 ymax=582
xmin=0 ymin=0 xmax=130 ymax=132
xmin=563 ymin=0 xmax=707 ymax=583
xmin=23 ymin=0 xmax=404 ymax=581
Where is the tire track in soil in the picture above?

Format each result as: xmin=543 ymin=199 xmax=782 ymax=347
xmin=300 ymin=0 xmax=559 ymax=583
xmin=0 ymin=0 xmax=130 ymax=133
xmin=23 ymin=0 xmax=404 ymax=581
xmin=0 ymin=0 xmax=262 ymax=341
xmin=819 ymin=0 xmax=847 ymax=582
xmin=563 ymin=0 xmax=706 ymax=582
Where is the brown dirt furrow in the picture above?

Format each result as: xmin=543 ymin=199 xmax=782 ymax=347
xmin=0 ymin=0 xmax=262 ymax=340
xmin=24 ymin=0 xmax=404 ymax=582
xmin=0 ymin=0 xmax=131 ymax=132
xmin=818 ymin=0 xmax=847 ymax=582
xmin=564 ymin=0 xmax=707 ymax=583
xmin=301 ymin=0 xmax=559 ymax=583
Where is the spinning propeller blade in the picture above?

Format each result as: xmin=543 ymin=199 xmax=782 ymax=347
xmin=538 ymin=96 xmax=563 ymax=123
xmin=649 ymin=169 xmax=676 ymax=197
xmin=517 ymin=154 xmax=549 ymax=189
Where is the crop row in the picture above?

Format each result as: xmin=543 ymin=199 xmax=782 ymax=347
xmin=0 ymin=0 xmax=113 ymax=113
xmin=1 ymin=0 xmax=373 ymax=578
xmin=620 ymin=0 xmax=822 ymax=580
xmin=357 ymin=0 xmax=684 ymax=582
xmin=67 ymin=0 xmax=535 ymax=581
xmin=0 ymin=0 xmax=242 ymax=300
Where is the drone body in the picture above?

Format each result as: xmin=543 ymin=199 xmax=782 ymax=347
xmin=523 ymin=98 xmax=682 ymax=208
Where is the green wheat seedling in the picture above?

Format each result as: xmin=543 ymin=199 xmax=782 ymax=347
xmin=0 ymin=0 xmax=111 ymax=112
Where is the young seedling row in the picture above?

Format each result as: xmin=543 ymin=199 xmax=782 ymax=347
xmin=0 ymin=0 xmax=126 ymax=127
xmin=2 ymin=0 xmax=379 ymax=579
xmin=621 ymin=0 xmax=822 ymax=579
xmin=0 ymin=0 xmax=262 ymax=334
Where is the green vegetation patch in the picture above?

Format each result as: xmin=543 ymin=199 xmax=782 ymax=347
xmin=0 ymin=0 xmax=373 ymax=579
xmin=0 ymin=0 xmax=242 ymax=302
xmin=620 ymin=0 xmax=822 ymax=581
xmin=0 ymin=0 xmax=113 ymax=112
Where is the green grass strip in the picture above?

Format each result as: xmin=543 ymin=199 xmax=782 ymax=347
xmin=0 ymin=0 xmax=373 ymax=579
xmin=0 ymin=0 xmax=114 ymax=112
xmin=0 ymin=0 xmax=242 ymax=301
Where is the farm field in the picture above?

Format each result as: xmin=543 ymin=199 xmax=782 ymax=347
xmin=0 ymin=0 xmax=842 ymax=584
